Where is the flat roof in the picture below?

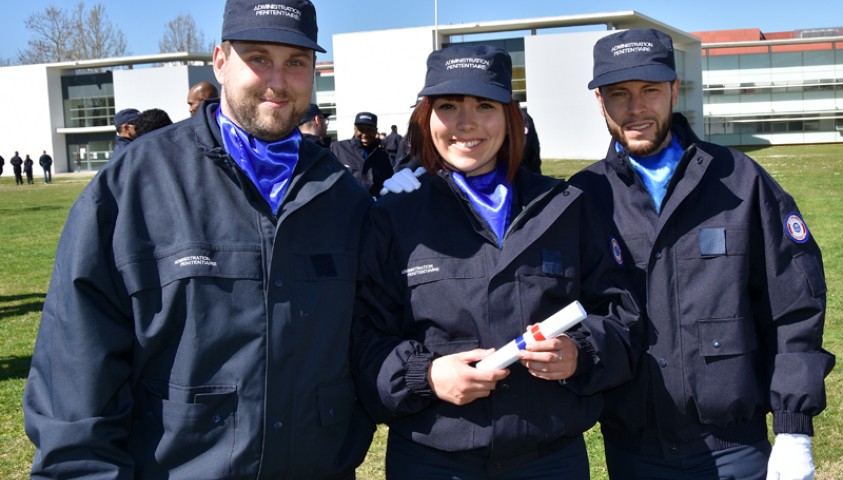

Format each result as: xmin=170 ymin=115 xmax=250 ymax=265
xmin=436 ymin=10 xmax=699 ymax=46
xmin=44 ymin=52 xmax=213 ymax=71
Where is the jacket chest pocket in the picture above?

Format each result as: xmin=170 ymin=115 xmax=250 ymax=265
xmin=119 ymin=243 xmax=263 ymax=295
xmin=405 ymin=256 xmax=485 ymax=340
xmin=676 ymin=226 xmax=751 ymax=319
xmin=118 ymin=244 xmax=266 ymax=339
xmin=283 ymin=249 xmax=359 ymax=328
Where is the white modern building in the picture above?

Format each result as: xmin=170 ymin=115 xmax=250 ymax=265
xmin=0 ymin=53 xmax=215 ymax=173
xmin=695 ymin=28 xmax=843 ymax=146
xmin=4 ymin=12 xmax=842 ymax=174
xmin=0 ymin=11 xmax=704 ymax=172
xmin=330 ymin=11 xmax=702 ymax=160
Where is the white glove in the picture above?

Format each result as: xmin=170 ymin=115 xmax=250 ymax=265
xmin=766 ymin=433 xmax=814 ymax=480
xmin=379 ymin=167 xmax=426 ymax=196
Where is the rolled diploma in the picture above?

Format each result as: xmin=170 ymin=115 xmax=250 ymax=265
xmin=474 ymin=301 xmax=587 ymax=371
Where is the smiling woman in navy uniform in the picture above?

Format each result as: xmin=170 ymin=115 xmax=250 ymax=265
xmin=352 ymin=44 xmax=640 ymax=480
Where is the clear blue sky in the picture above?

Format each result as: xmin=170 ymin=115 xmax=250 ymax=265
xmin=1 ymin=0 xmax=841 ymax=62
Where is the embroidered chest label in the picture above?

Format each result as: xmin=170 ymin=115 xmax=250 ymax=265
xmin=174 ymin=256 xmax=218 ymax=267
xmin=402 ymin=264 xmax=440 ymax=278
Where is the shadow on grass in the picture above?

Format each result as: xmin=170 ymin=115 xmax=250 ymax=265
xmin=0 ymin=355 xmax=32 ymax=381
xmin=0 ymin=293 xmax=46 ymax=319
xmin=0 ymin=205 xmax=66 ymax=217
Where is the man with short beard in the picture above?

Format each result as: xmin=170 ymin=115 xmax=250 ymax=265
xmin=23 ymin=0 xmax=375 ymax=478
xmin=569 ymin=28 xmax=833 ymax=480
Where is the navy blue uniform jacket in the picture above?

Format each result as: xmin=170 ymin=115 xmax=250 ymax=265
xmin=23 ymin=102 xmax=375 ymax=479
xmin=330 ymin=137 xmax=393 ymax=196
xmin=352 ymin=168 xmax=640 ymax=464
xmin=569 ymin=113 xmax=834 ymax=458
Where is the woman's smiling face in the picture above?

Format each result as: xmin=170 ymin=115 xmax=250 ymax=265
xmin=429 ymin=95 xmax=506 ymax=177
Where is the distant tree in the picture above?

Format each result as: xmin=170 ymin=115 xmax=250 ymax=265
xmin=18 ymin=2 xmax=128 ymax=64
xmin=159 ymin=14 xmax=215 ymax=54
xmin=18 ymin=5 xmax=76 ymax=64
xmin=74 ymin=3 xmax=128 ymax=60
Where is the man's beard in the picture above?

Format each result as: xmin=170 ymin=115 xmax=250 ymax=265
xmin=224 ymin=89 xmax=304 ymax=141
xmin=610 ymin=110 xmax=673 ymax=157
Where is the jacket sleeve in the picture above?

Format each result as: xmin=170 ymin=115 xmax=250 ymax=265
xmin=755 ymin=167 xmax=835 ymax=436
xmin=564 ymin=194 xmax=643 ymax=396
xmin=351 ymin=205 xmax=437 ymax=424
xmin=23 ymin=179 xmax=137 ymax=479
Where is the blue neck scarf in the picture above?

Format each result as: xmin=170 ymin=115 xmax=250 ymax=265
xmin=451 ymin=162 xmax=512 ymax=248
xmin=216 ymin=108 xmax=301 ymax=214
xmin=618 ymin=135 xmax=683 ymax=213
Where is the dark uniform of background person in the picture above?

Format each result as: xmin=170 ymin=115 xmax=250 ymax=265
xmin=383 ymin=124 xmax=403 ymax=165
xmin=0 ymin=154 xmax=4 ymax=177
xmin=298 ymin=103 xmax=331 ymax=148
xmin=330 ymin=111 xmax=393 ymax=196
xmin=568 ymin=28 xmax=835 ymax=480
xmin=10 ymin=151 xmax=23 ymax=185
xmin=23 ymin=154 xmax=34 ymax=184
xmin=22 ymin=0 xmax=375 ymax=478
xmin=521 ymin=108 xmax=542 ymax=174
xmin=112 ymin=108 xmax=140 ymax=154
xmin=38 ymin=150 xmax=53 ymax=184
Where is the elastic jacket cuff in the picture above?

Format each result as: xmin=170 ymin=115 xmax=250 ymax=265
xmin=567 ymin=330 xmax=595 ymax=377
xmin=773 ymin=411 xmax=814 ymax=436
xmin=406 ymin=352 xmax=438 ymax=398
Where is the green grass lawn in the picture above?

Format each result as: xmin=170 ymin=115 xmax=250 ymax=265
xmin=1 ymin=144 xmax=841 ymax=479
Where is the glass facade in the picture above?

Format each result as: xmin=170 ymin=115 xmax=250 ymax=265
xmin=61 ymin=72 xmax=118 ymax=171
xmin=66 ymin=135 xmax=115 ymax=173
xmin=702 ymin=43 xmax=843 ymax=145
xmin=61 ymin=72 xmax=116 ymax=128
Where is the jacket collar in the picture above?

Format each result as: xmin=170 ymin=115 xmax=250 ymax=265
xmin=194 ymin=101 xmax=352 ymax=219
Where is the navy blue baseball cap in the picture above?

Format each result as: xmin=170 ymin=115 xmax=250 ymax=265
xmin=298 ymin=103 xmax=327 ymax=125
xmin=221 ymin=0 xmax=326 ymax=53
xmin=114 ymin=108 xmax=140 ymax=127
xmin=354 ymin=112 xmax=377 ymax=127
xmin=588 ymin=29 xmax=677 ymax=90
xmin=417 ymin=45 xmax=513 ymax=104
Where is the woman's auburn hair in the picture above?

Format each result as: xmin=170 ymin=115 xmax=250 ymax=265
xmin=407 ymin=95 xmax=525 ymax=182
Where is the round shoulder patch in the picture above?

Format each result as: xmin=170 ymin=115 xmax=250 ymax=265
xmin=611 ymin=237 xmax=624 ymax=266
xmin=784 ymin=213 xmax=810 ymax=244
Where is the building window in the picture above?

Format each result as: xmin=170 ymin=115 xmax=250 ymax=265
xmin=61 ymin=72 xmax=115 ymax=128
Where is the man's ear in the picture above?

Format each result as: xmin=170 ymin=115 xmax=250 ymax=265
xmin=594 ymin=89 xmax=607 ymax=115
xmin=671 ymin=79 xmax=681 ymax=108
xmin=212 ymin=43 xmax=227 ymax=85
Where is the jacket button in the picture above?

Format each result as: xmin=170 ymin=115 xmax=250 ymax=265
xmin=712 ymin=340 xmax=721 ymax=348
xmin=273 ymin=421 xmax=283 ymax=430
xmin=212 ymin=414 xmax=222 ymax=424
xmin=274 ymin=278 xmax=283 ymax=287
xmin=654 ymin=251 xmax=663 ymax=259
xmin=658 ymin=358 xmax=668 ymax=368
